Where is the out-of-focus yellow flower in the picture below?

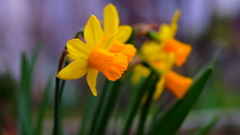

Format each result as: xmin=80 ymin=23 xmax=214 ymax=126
xmin=139 ymin=10 xmax=193 ymax=100
xmin=130 ymin=64 xmax=151 ymax=85
xmin=57 ymin=15 xmax=128 ymax=96
xmin=151 ymin=51 xmax=192 ymax=100
xmin=158 ymin=10 xmax=192 ymax=67
xmin=103 ymin=4 xmax=136 ymax=62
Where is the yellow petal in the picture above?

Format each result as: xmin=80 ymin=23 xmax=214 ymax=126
xmin=68 ymin=54 xmax=79 ymax=61
xmin=140 ymin=41 xmax=161 ymax=61
xmin=87 ymin=68 xmax=99 ymax=96
xmin=158 ymin=24 xmax=173 ymax=41
xmin=171 ymin=9 xmax=181 ymax=26
xmin=102 ymin=31 xmax=117 ymax=51
xmin=103 ymin=4 xmax=119 ymax=36
xmin=169 ymin=10 xmax=181 ymax=38
xmin=115 ymin=25 xmax=132 ymax=43
xmin=57 ymin=59 xmax=88 ymax=80
xmin=153 ymin=77 xmax=166 ymax=100
xmin=67 ymin=39 xmax=91 ymax=60
xmin=84 ymin=15 xmax=103 ymax=49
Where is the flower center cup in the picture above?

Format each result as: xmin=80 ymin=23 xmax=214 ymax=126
xmin=109 ymin=40 xmax=136 ymax=62
xmin=88 ymin=48 xmax=128 ymax=81
xmin=163 ymin=39 xmax=192 ymax=67
xmin=165 ymin=71 xmax=192 ymax=99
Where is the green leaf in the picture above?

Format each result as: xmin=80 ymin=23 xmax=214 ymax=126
xmin=146 ymin=30 xmax=160 ymax=42
xmin=18 ymin=46 xmax=41 ymax=135
xmin=125 ymin=27 xmax=135 ymax=44
xmin=148 ymin=66 xmax=213 ymax=135
xmin=209 ymin=43 xmax=225 ymax=66
xmin=195 ymin=115 xmax=220 ymax=135
xmin=34 ymin=77 xmax=52 ymax=135
xmin=18 ymin=53 xmax=32 ymax=135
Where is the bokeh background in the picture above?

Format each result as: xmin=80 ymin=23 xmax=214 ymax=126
xmin=1 ymin=0 xmax=240 ymax=134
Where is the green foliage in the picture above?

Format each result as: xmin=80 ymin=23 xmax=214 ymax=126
xmin=90 ymin=80 xmax=123 ymax=135
xmin=121 ymin=64 xmax=159 ymax=135
xmin=194 ymin=115 xmax=220 ymax=135
xmin=18 ymin=46 xmax=40 ymax=135
xmin=148 ymin=66 xmax=213 ymax=135
xmin=34 ymin=77 xmax=52 ymax=135
xmin=18 ymin=46 xmax=52 ymax=135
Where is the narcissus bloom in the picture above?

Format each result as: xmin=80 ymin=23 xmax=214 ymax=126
xmin=152 ymin=54 xmax=192 ymax=100
xmin=103 ymin=4 xmax=136 ymax=62
xmin=130 ymin=64 xmax=151 ymax=85
xmin=57 ymin=15 xmax=128 ymax=96
xmin=150 ymin=50 xmax=192 ymax=100
xmin=158 ymin=10 xmax=192 ymax=67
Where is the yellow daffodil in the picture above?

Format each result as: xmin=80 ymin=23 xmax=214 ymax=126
xmin=57 ymin=15 xmax=129 ymax=96
xmin=158 ymin=10 xmax=192 ymax=67
xmin=152 ymin=51 xmax=192 ymax=100
xmin=140 ymin=38 xmax=192 ymax=100
xmin=130 ymin=64 xmax=151 ymax=85
xmin=103 ymin=4 xmax=136 ymax=62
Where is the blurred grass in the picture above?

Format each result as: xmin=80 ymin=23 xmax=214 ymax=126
xmin=194 ymin=114 xmax=220 ymax=135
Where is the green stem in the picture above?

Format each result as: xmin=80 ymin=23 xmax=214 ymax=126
xmin=53 ymin=50 xmax=68 ymax=135
xmin=146 ymin=30 xmax=160 ymax=42
xmin=92 ymin=80 xmax=123 ymax=135
xmin=121 ymin=63 xmax=157 ymax=135
xmin=59 ymin=60 xmax=69 ymax=101
xmin=89 ymin=80 xmax=110 ymax=135
xmin=53 ymin=78 xmax=60 ymax=135
xmin=149 ymin=91 xmax=171 ymax=128
xmin=74 ymin=29 xmax=84 ymax=38
xmin=136 ymin=74 xmax=159 ymax=135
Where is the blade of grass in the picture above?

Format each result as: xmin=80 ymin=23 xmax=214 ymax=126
xmin=19 ymin=45 xmax=40 ymax=135
xmin=19 ymin=53 xmax=32 ymax=135
xmin=34 ymin=77 xmax=52 ymax=135
xmin=148 ymin=66 xmax=213 ymax=135
xmin=195 ymin=115 xmax=220 ymax=135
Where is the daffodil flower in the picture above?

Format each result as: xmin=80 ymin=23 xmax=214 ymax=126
xmin=140 ymin=38 xmax=192 ymax=100
xmin=57 ymin=15 xmax=128 ymax=96
xmin=158 ymin=10 xmax=192 ymax=67
xmin=151 ymin=50 xmax=192 ymax=100
xmin=103 ymin=4 xmax=136 ymax=62
xmin=130 ymin=64 xmax=151 ymax=85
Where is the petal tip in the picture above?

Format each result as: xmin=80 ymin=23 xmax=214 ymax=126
xmin=93 ymin=92 xmax=98 ymax=96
